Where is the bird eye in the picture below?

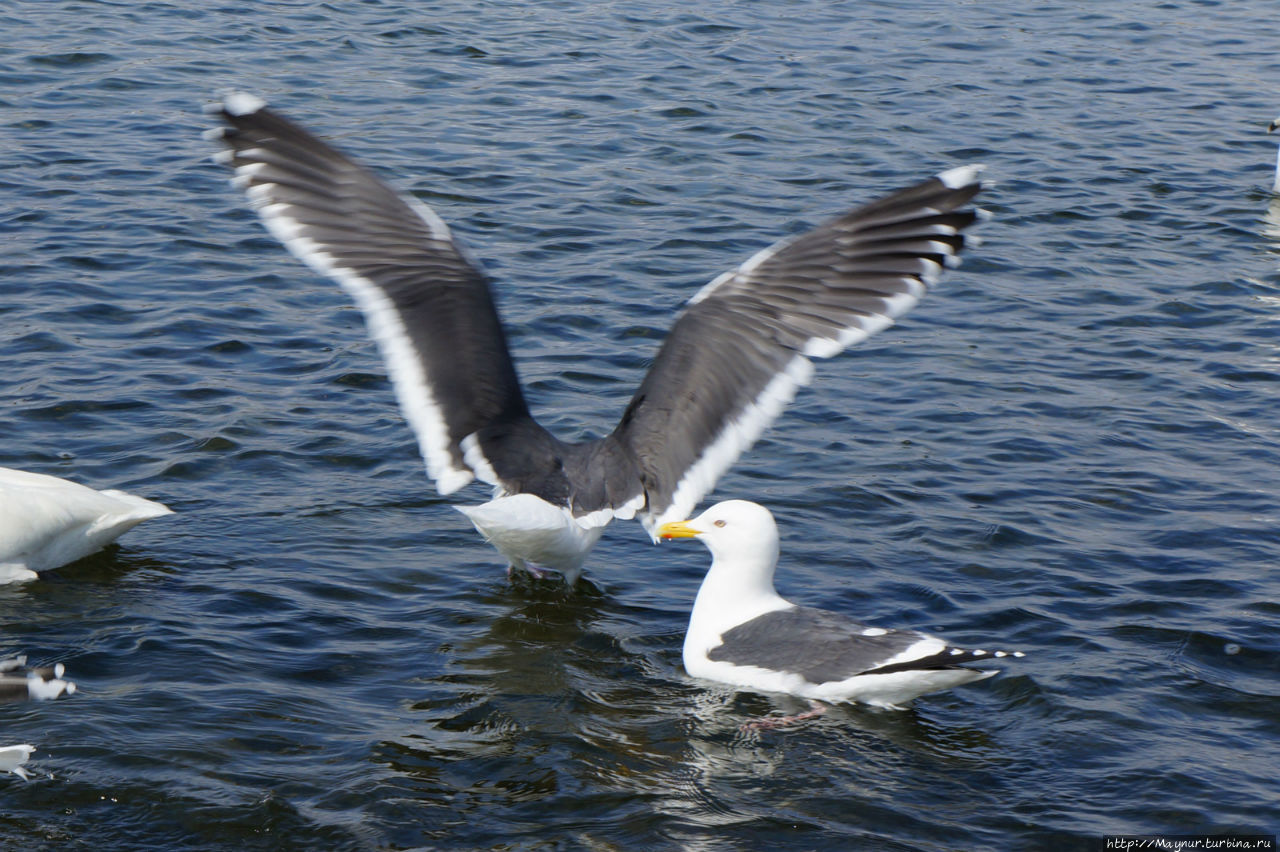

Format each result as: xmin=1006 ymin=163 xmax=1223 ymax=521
xmin=714 ymin=519 xmax=726 ymax=527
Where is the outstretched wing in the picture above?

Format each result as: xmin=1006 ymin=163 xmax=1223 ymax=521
xmin=611 ymin=166 xmax=985 ymax=532
xmin=207 ymin=93 xmax=539 ymax=496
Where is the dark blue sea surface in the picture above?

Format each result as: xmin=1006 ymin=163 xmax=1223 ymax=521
xmin=2 ymin=1 xmax=1278 ymax=849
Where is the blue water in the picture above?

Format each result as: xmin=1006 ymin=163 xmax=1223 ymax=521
xmin=2 ymin=1 xmax=1278 ymax=849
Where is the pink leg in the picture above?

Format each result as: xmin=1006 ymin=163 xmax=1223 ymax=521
xmin=507 ymin=562 xmax=555 ymax=581
xmin=741 ymin=700 xmax=827 ymax=731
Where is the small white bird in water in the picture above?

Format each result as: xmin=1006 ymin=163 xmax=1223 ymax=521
xmin=0 ymin=467 xmax=172 ymax=583
xmin=0 ymin=745 xmax=36 ymax=780
xmin=660 ymin=500 xmax=1021 ymax=718
xmin=0 ymin=656 xmax=75 ymax=702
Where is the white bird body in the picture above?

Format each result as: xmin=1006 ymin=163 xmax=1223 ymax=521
xmin=661 ymin=500 xmax=1018 ymax=709
xmin=0 ymin=656 xmax=75 ymax=702
xmin=0 ymin=467 xmax=172 ymax=582
xmin=0 ymin=745 xmax=35 ymax=780
xmin=456 ymin=494 xmax=605 ymax=584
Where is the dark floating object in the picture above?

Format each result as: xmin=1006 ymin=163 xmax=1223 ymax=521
xmin=0 ymin=656 xmax=76 ymax=703
xmin=660 ymin=500 xmax=1021 ymax=716
xmin=207 ymin=92 xmax=985 ymax=584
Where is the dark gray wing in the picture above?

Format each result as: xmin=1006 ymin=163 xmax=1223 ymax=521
xmin=707 ymin=606 xmax=988 ymax=685
xmin=207 ymin=93 xmax=551 ymax=497
xmin=609 ymin=167 xmax=984 ymax=532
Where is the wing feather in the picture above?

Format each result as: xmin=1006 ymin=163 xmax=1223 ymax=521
xmin=209 ymin=95 xmax=539 ymax=494
xmin=613 ymin=167 xmax=986 ymax=531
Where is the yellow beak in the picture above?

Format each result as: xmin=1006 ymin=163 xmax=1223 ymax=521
xmin=658 ymin=519 xmax=701 ymax=540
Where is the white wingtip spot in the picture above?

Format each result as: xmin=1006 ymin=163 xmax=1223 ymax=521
xmin=919 ymin=259 xmax=944 ymax=287
xmin=937 ymin=164 xmax=985 ymax=189
xmin=223 ymin=92 xmax=268 ymax=116
xmin=236 ymin=162 xmax=270 ymax=183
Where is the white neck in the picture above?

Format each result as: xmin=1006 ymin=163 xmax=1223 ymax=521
xmin=685 ymin=546 xmax=791 ymax=655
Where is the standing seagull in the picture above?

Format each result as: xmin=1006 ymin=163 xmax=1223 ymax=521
xmin=660 ymin=500 xmax=1020 ymax=714
xmin=206 ymin=93 xmax=985 ymax=584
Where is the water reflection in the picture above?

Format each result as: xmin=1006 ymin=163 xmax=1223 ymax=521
xmin=379 ymin=579 xmax=1018 ymax=848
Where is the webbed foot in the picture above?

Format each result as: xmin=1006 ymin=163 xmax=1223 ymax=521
xmin=741 ymin=700 xmax=827 ymax=731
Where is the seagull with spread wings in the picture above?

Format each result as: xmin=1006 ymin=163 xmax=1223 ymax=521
xmin=207 ymin=93 xmax=985 ymax=585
